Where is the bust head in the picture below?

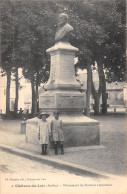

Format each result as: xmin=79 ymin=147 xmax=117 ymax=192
xmin=55 ymin=13 xmax=73 ymax=43
xmin=57 ymin=13 xmax=68 ymax=27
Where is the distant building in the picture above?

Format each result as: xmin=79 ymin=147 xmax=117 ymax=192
xmin=0 ymin=70 xmax=32 ymax=114
xmin=0 ymin=76 xmax=15 ymax=114
xmin=106 ymin=82 xmax=124 ymax=106
xmin=0 ymin=69 xmax=46 ymax=115
xmin=77 ymin=70 xmax=126 ymax=110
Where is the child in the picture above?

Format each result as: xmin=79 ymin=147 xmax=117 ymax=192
xmin=37 ymin=112 xmax=51 ymax=155
xmin=51 ymin=111 xmax=64 ymax=155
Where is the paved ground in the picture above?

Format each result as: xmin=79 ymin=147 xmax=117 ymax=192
xmin=0 ymin=115 xmax=127 ymax=176
xmin=2 ymin=150 xmax=127 ymax=194
xmin=0 ymin=150 xmax=87 ymax=180
xmin=49 ymin=114 xmax=127 ymax=176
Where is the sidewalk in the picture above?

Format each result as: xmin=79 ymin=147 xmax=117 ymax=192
xmin=0 ymin=115 xmax=127 ymax=179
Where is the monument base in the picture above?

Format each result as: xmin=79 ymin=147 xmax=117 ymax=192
xmin=39 ymin=90 xmax=86 ymax=113
xmin=25 ymin=113 xmax=100 ymax=147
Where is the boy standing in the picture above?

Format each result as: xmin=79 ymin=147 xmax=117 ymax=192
xmin=51 ymin=111 xmax=64 ymax=155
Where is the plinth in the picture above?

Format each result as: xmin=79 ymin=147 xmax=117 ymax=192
xmin=26 ymin=42 xmax=100 ymax=147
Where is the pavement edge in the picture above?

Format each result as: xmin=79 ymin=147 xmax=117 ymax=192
xmin=0 ymin=144 xmax=118 ymax=180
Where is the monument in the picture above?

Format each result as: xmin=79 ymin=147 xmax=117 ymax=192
xmin=26 ymin=13 xmax=100 ymax=147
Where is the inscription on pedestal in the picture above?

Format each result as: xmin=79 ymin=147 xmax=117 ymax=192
xmin=60 ymin=56 xmax=74 ymax=81
xmin=39 ymin=96 xmax=55 ymax=108
xmin=49 ymin=55 xmax=58 ymax=84
xmin=57 ymin=96 xmax=85 ymax=109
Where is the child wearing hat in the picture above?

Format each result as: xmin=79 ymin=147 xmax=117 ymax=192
xmin=51 ymin=111 xmax=64 ymax=155
xmin=37 ymin=112 xmax=51 ymax=155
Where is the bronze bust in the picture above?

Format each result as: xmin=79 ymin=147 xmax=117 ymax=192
xmin=55 ymin=13 xmax=73 ymax=43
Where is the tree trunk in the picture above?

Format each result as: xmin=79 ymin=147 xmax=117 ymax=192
xmin=101 ymin=75 xmax=107 ymax=114
xmin=94 ymin=94 xmax=100 ymax=115
xmin=6 ymin=69 xmax=11 ymax=115
xmin=91 ymin=61 xmax=102 ymax=115
xmin=86 ymin=60 xmax=92 ymax=117
xmin=97 ymin=58 xmax=107 ymax=114
xmin=91 ymin=79 xmax=101 ymax=115
xmin=14 ymin=67 xmax=18 ymax=114
xmin=31 ymin=74 xmax=35 ymax=116
xmin=34 ymin=72 xmax=39 ymax=116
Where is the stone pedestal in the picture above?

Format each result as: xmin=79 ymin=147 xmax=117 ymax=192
xmin=26 ymin=117 xmax=40 ymax=145
xmin=25 ymin=114 xmax=100 ymax=147
xmin=26 ymin=42 xmax=100 ymax=147
xmin=39 ymin=42 xmax=85 ymax=113
xmin=59 ymin=113 xmax=100 ymax=147
xmin=45 ymin=42 xmax=80 ymax=91
xmin=39 ymin=90 xmax=86 ymax=113
xmin=20 ymin=121 xmax=26 ymax=134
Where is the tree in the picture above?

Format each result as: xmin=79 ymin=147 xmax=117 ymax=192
xmin=1 ymin=0 xmax=125 ymax=116
xmin=1 ymin=0 xmax=55 ymax=116
xmin=65 ymin=0 xmax=126 ymax=114
xmin=1 ymin=0 xmax=24 ymax=115
xmin=15 ymin=0 xmax=58 ymax=116
xmin=1 ymin=0 xmax=14 ymax=115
